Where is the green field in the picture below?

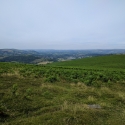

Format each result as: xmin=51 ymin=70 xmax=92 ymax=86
xmin=50 ymin=54 xmax=125 ymax=71
xmin=1 ymin=55 xmax=125 ymax=125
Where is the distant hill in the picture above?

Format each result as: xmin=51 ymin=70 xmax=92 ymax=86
xmin=0 ymin=49 xmax=125 ymax=64
xmin=0 ymin=49 xmax=41 ymax=63
xmin=0 ymin=49 xmax=39 ymax=56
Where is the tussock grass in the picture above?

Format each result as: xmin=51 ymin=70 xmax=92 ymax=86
xmin=87 ymin=96 xmax=97 ymax=104
xmin=61 ymin=100 xmax=88 ymax=114
xmin=1 ymin=74 xmax=125 ymax=125
xmin=117 ymin=92 xmax=125 ymax=100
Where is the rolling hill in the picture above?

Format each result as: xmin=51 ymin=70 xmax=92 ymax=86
xmin=50 ymin=54 xmax=125 ymax=71
xmin=1 ymin=54 xmax=125 ymax=125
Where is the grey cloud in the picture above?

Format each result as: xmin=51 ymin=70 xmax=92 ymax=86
xmin=0 ymin=0 xmax=125 ymax=49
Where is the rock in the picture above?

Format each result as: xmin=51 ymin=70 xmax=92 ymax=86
xmin=88 ymin=104 xmax=101 ymax=109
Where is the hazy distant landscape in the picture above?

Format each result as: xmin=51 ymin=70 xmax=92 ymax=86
xmin=0 ymin=49 xmax=125 ymax=64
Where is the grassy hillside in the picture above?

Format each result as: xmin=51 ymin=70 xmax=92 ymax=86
xmin=50 ymin=54 xmax=125 ymax=71
xmin=1 ymin=55 xmax=125 ymax=125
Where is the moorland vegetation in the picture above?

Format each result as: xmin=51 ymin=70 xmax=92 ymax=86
xmin=1 ymin=54 xmax=125 ymax=125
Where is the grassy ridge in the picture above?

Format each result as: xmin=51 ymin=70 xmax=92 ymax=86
xmin=49 ymin=54 xmax=125 ymax=71
xmin=1 ymin=55 xmax=125 ymax=125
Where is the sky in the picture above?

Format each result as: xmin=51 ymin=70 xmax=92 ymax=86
xmin=0 ymin=0 xmax=125 ymax=50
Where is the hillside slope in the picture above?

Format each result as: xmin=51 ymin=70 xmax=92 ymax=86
xmin=50 ymin=54 xmax=125 ymax=71
xmin=1 ymin=55 xmax=125 ymax=125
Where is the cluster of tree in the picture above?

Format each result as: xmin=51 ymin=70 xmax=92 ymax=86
xmin=0 ymin=55 xmax=40 ymax=63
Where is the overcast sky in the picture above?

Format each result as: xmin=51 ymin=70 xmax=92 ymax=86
xmin=0 ymin=0 xmax=125 ymax=49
